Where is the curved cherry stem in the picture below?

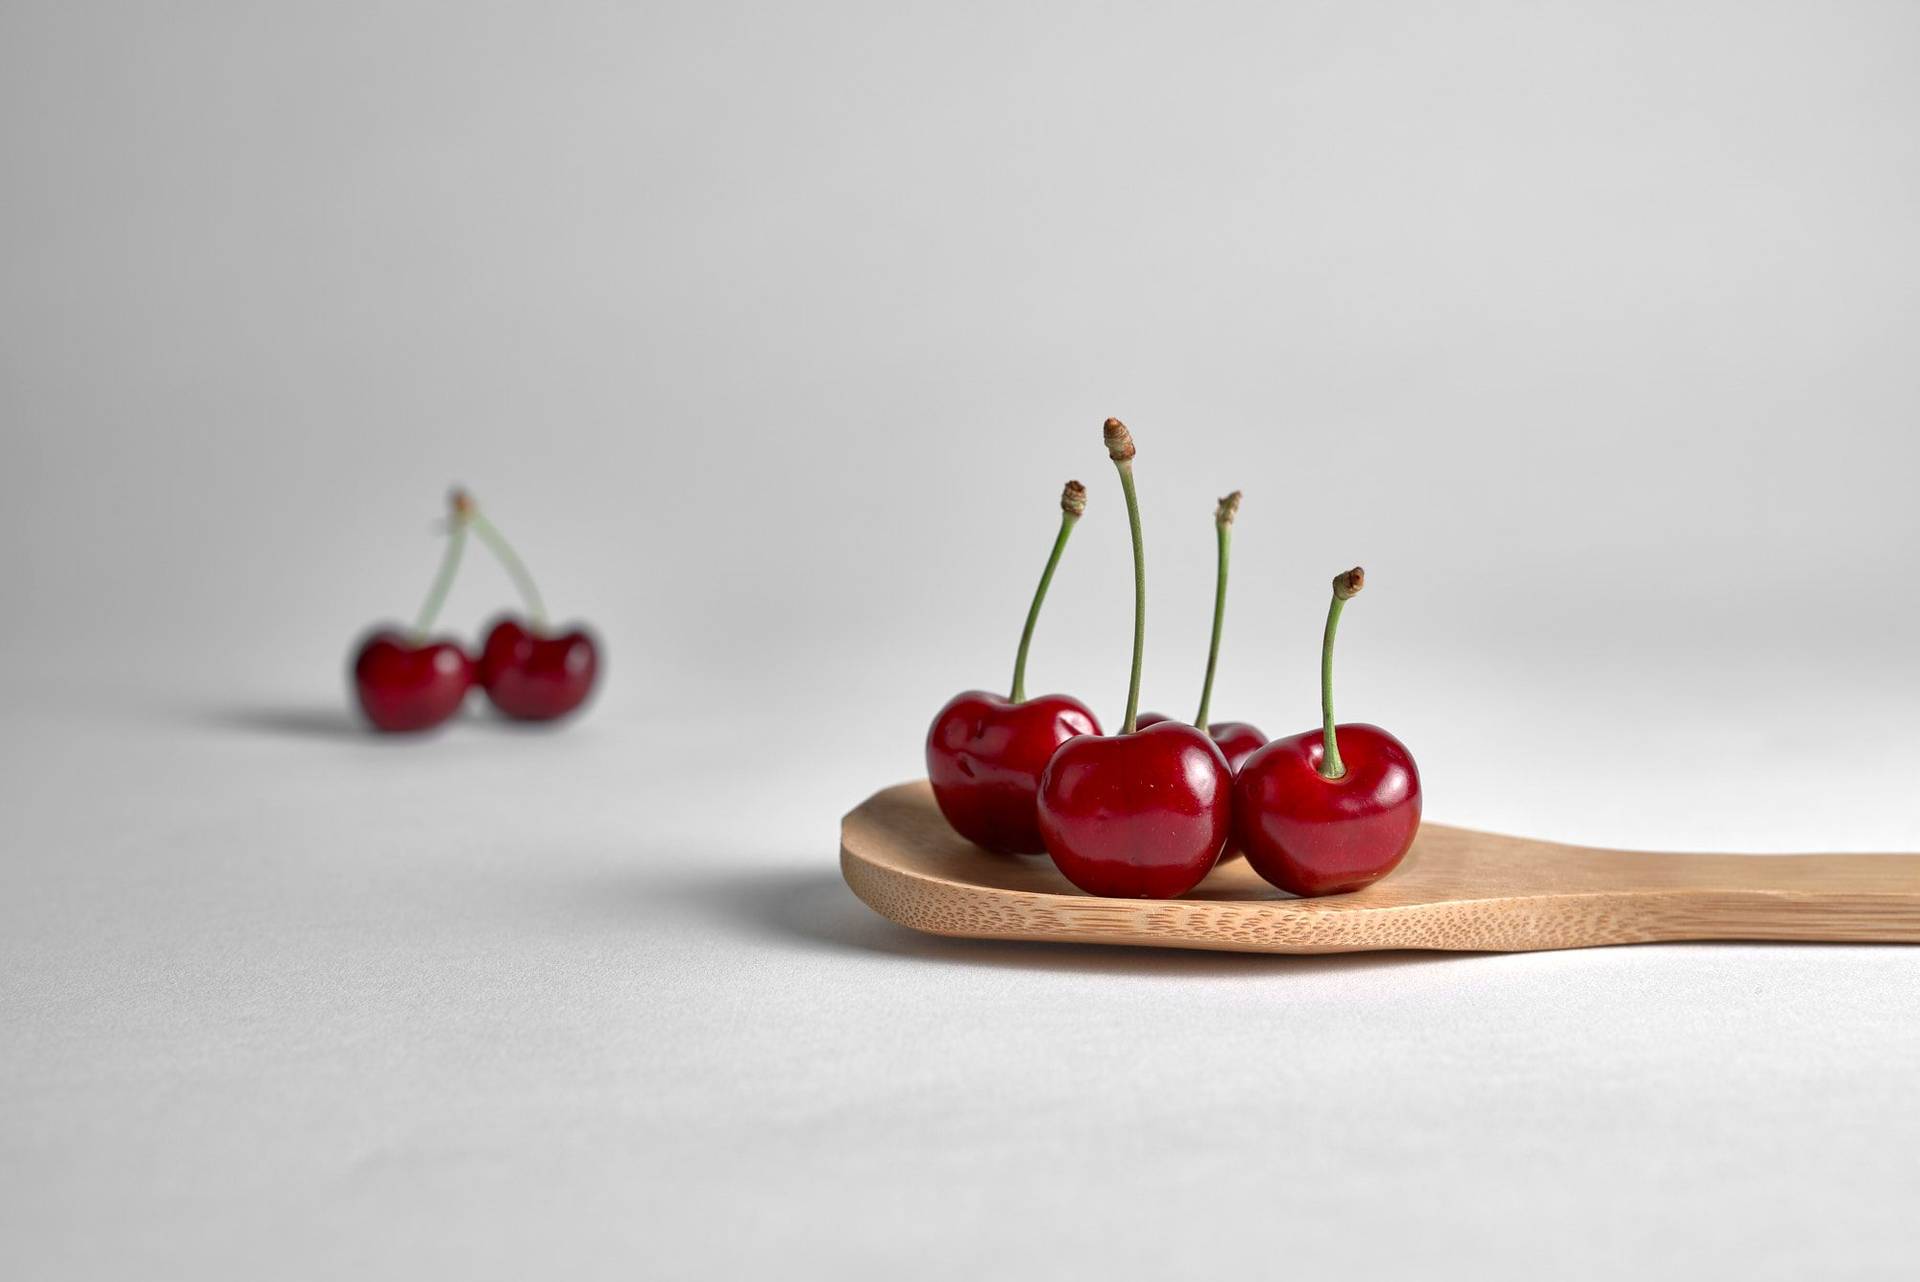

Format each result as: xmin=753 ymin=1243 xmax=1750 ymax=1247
xmin=410 ymin=518 xmax=469 ymax=641
xmin=1194 ymin=493 xmax=1238 ymax=729
xmin=1318 ymin=567 xmax=1364 ymax=780
xmin=1117 ymin=463 xmax=1145 ymax=733
xmin=469 ymin=512 xmax=548 ymax=628
xmin=1010 ymin=485 xmax=1083 ymax=703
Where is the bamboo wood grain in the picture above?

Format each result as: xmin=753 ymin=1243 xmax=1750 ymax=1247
xmin=840 ymin=781 xmax=1920 ymax=954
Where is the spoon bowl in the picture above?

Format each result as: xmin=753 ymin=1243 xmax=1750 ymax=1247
xmin=842 ymin=781 xmax=1920 ymax=954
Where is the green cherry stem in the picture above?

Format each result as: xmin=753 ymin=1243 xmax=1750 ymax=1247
xmin=1105 ymin=418 xmax=1146 ymax=734
xmin=410 ymin=504 xmax=471 ymax=641
xmin=410 ymin=525 xmax=469 ymax=640
xmin=1318 ymin=566 xmax=1365 ymax=780
xmin=1010 ymin=480 xmax=1086 ymax=703
xmin=1194 ymin=490 xmax=1241 ymax=730
xmin=463 ymin=499 xmax=548 ymax=629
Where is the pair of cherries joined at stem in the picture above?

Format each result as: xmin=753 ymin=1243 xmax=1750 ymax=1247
xmin=926 ymin=418 xmax=1420 ymax=900
xmin=353 ymin=491 xmax=599 ymax=733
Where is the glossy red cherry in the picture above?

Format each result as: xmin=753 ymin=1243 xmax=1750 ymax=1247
xmin=927 ymin=480 xmax=1099 ymax=854
xmin=478 ymin=616 xmax=599 ymax=722
xmin=453 ymin=491 xmax=602 ymax=726
xmin=1137 ymin=712 xmax=1264 ymax=866
xmin=1234 ymin=724 xmax=1421 ymax=895
xmin=350 ymin=490 xmax=478 ymax=734
xmin=928 ymin=691 xmax=1101 ymax=853
xmin=1137 ymin=712 xmax=1268 ymax=772
xmin=1036 ymin=418 xmax=1230 ymax=897
xmin=1205 ymin=721 xmax=1269 ymax=772
xmin=1233 ymin=567 xmax=1422 ymax=896
xmin=352 ymin=629 xmax=474 ymax=732
xmin=1038 ymin=720 xmax=1232 ymax=897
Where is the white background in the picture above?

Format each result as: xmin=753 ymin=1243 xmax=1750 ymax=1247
xmin=5 ymin=2 xmax=1920 ymax=1277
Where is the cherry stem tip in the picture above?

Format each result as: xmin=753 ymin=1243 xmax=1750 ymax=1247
xmin=1061 ymin=480 xmax=1087 ymax=518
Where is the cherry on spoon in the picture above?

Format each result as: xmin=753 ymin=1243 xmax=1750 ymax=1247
xmin=1233 ymin=567 xmax=1422 ymax=896
xmin=1138 ymin=491 xmax=1266 ymax=868
xmin=1137 ymin=489 xmax=1267 ymax=772
xmin=1037 ymin=419 xmax=1231 ymax=898
xmin=1135 ymin=713 xmax=1264 ymax=770
xmin=927 ymin=480 xmax=1101 ymax=854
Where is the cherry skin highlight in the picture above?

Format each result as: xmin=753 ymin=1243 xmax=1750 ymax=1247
xmin=928 ymin=691 xmax=1100 ymax=854
xmin=1233 ymin=723 xmax=1421 ymax=896
xmin=1136 ymin=712 xmax=1268 ymax=773
xmin=1037 ymin=720 xmax=1232 ymax=898
xmin=477 ymin=616 xmax=600 ymax=722
xmin=352 ymin=629 xmax=475 ymax=733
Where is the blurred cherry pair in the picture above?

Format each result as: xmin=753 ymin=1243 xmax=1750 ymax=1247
xmin=353 ymin=490 xmax=599 ymax=733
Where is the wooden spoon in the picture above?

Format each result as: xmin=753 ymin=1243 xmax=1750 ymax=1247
xmin=841 ymin=781 xmax=1920 ymax=954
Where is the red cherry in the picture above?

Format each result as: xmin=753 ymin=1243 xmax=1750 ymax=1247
xmin=928 ymin=480 xmax=1099 ymax=853
xmin=1136 ymin=712 xmax=1265 ymax=867
xmin=478 ymin=616 xmax=599 ymax=721
xmin=1038 ymin=720 xmax=1232 ymax=897
xmin=353 ymin=490 xmax=477 ymax=733
xmin=927 ymin=691 xmax=1101 ymax=853
xmin=1206 ymin=720 xmax=1269 ymax=773
xmin=1232 ymin=567 xmax=1421 ymax=896
xmin=1137 ymin=712 xmax=1267 ymax=773
xmin=1127 ymin=489 xmax=1264 ymax=816
xmin=1233 ymin=724 xmax=1421 ymax=895
xmin=352 ymin=629 xmax=474 ymax=732
xmin=1034 ymin=419 xmax=1230 ymax=898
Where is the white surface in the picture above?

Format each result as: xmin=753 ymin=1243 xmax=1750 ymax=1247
xmin=7 ymin=1 xmax=1920 ymax=1278
xmin=7 ymin=670 xmax=1920 ymax=1280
